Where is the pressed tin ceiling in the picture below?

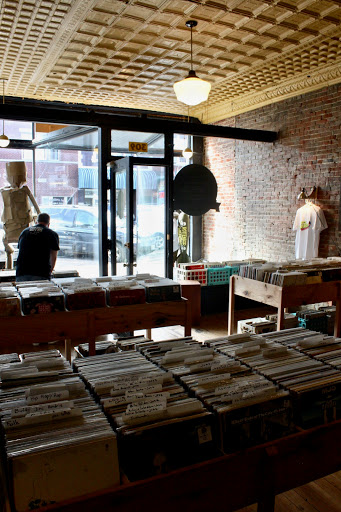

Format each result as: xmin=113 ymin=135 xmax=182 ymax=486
xmin=1 ymin=0 xmax=341 ymax=123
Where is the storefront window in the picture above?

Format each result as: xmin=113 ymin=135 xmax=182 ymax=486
xmin=35 ymin=148 xmax=99 ymax=278
xmin=0 ymin=122 xmax=199 ymax=278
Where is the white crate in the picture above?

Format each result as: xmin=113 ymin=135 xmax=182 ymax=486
xmin=176 ymin=267 xmax=207 ymax=286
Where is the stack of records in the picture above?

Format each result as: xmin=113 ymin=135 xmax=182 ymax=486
xmin=261 ymin=327 xmax=328 ymax=348
xmin=55 ymin=278 xmax=106 ymax=310
xmin=0 ymin=283 xmax=21 ymax=317
xmin=317 ymin=305 xmax=336 ymax=335
xmin=262 ymin=328 xmax=341 ymax=370
xmin=73 ymin=351 xmax=217 ymax=480
xmin=268 ymin=271 xmax=307 ymax=286
xmin=52 ymin=269 xmax=79 ymax=279
xmin=75 ymin=340 xmax=119 ymax=357
xmin=140 ymin=337 xmax=292 ymax=452
xmin=0 ymin=270 xmax=16 ymax=282
xmin=265 ymin=313 xmax=299 ymax=329
xmin=93 ymin=277 xmax=146 ymax=306
xmin=138 ymin=337 xmax=210 ymax=375
xmin=205 ymin=333 xmax=272 ymax=359
xmin=210 ymin=333 xmax=341 ymax=428
xmin=136 ymin=276 xmax=181 ymax=302
xmin=0 ymin=349 xmax=72 ymax=388
xmin=237 ymin=317 xmax=277 ymax=335
xmin=116 ymin=335 xmax=149 ymax=351
xmin=0 ymin=353 xmax=20 ymax=366
xmin=16 ymin=282 xmax=65 ymax=315
xmin=0 ymin=351 xmax=119 ymax=511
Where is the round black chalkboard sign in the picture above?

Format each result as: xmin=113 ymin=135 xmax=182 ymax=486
xmin=173 ymin=164 xmax=219 ymax=216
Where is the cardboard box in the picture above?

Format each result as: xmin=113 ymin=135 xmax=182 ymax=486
xmin=9 ymin=436 xmax=120 ymax=512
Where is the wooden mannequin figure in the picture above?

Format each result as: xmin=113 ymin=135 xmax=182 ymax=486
xmin=1 ymin=161 xmax=40 ymax=269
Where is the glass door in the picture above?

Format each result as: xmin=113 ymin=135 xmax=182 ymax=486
xmin=110 ymin=157 xmax=166 ymax=277
xmin=111 ymin=157 xmax=132 ymax=276
xmin=134 ymin=163 xmax=165 ymax=276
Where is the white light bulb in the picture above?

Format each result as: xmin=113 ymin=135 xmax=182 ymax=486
xmin=182 ymin=147 xmax=193 ymax=159
xmin=0 ymin=134 xmax=10 ymax=147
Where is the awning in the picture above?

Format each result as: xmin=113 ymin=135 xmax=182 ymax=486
xmin=78 ymin=167 xmax=98 ymax=189
xmin=115 ymin=169 xmax=158 ymax=190
xmin=78 ymin=167 xmax=159 ymax=190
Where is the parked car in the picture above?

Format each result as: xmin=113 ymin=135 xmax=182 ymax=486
xmin=42 ymin=205 xmax=162 ymax=261
xmin=44 ymin=206 xmax=100 ymax=259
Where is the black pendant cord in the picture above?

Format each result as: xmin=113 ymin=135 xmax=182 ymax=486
xmin=1 ymin=79 xmax=5 ymax=135
xmin=190 ymin=24 xmax=193 ymax=71
xmin=186 ymin=20 xmax=197 ymax=73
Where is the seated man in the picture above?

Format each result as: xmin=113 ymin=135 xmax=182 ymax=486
xmin=16 ymin=212 xmax=60 ymax=282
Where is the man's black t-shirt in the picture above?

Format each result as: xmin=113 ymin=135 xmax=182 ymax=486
xmin=16 ymin=224 xmax=60 ymax=279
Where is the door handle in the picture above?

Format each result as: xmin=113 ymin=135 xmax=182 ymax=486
xmin=124 ymin=242 xmax=130 ymax=248
xmin=123 ymin=263 xmax=129 ymax=267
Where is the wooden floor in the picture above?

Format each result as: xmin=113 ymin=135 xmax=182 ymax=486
xmin=236 ymin=471 xmax=341 ymax=512
xmin=4 ymin=306 xmax=341 ymax=512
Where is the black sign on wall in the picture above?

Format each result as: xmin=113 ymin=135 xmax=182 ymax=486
xmin=173 ymin=164 xmax=220 ymax=216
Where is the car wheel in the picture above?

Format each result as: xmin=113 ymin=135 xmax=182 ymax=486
xmin=72 ymin=241 xmax=80 ymax=258
xmin=72 ymin=238 xmax=85 ymax=258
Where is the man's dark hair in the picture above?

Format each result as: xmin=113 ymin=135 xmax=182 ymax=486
xmin=37 ymin=213 xmax=51 ymax=225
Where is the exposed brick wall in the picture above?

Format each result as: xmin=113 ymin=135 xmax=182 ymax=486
xmin=203 ymin=84 xmax=341 ymax=262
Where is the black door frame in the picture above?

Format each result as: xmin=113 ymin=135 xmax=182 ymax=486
xmin=109 ymin=155 xmax=171 ymax=277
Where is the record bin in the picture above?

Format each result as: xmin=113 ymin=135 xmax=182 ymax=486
xmin=117 ymin=411 xmax=219 ymax=481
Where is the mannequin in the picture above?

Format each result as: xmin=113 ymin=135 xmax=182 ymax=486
xmin=1 ymin=161 xmax=40 ymax=269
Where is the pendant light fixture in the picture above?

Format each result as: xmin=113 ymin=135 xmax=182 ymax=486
xmin=0 ymin=78 xmax=10 ymax=148
xmin=182 ymin=109 xmax=193 ymax=159
xmin=173 ymin=20 xmax=211 ymax=106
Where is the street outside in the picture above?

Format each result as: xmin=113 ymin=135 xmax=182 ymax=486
xmin=55 ymin=247 xmax=165 ymax=279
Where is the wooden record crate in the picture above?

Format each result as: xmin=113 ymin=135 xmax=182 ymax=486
xmin=117 ymin=412 xmax=219 ymax=481
xmin=217 ymin=393 xmax=293 ymax=453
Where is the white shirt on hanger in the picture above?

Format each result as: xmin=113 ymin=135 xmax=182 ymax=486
xmin=293 ymin=203 xmax=328 ymax=260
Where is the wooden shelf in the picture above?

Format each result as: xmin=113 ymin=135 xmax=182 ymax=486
xmin=41 ymin=419 xmax=341 ymax=512
xmin=228 ymin=276 xmax=341 ymax=336
xmin=3 ymin=292 xmax=341 ymax=512
xmin=0 ymin=299 xmax=191 ymax=361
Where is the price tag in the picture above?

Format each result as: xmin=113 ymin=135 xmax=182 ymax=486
xmin=129 ymin=141 xmax=148 ymax=152
xmin=197 ymin=425 xmax=212 ymax=444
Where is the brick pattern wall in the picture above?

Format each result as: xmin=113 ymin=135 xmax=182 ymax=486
xmin=203 ymin=84 xmax=341 ymax=262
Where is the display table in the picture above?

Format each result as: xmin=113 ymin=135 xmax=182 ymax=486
xmin=36 ymin=418 xmax=341 ymax=512
xmin=0 ymin=299 xmax=191 ymax=361
xmin=228 ymin=276 xmax=341 ymax=336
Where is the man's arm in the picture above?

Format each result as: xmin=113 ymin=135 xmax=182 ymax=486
xmin=50 ymin=249 xmax=58 ymax=271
